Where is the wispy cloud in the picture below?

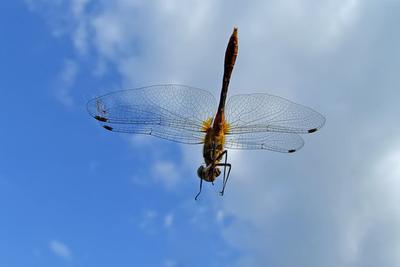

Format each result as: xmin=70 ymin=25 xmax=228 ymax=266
xmin=138 ymin=209 xmax=158 ymax=234
xmin=215 ymin=210 xmax=225 ymax=224
xmin=55 ymin=59 xmax=78 ymax=107
xmin=138 ymin=209 xmax=177 ymax=234
xmin=130 ymin=159 xmax=182 ymax=190
xmin=164 ymin=212 xmax=174 ymax=228
xmin=49 ymin=240 xmax=72 ymax=260
xmin=164 ymin=259 xmax=178 ymax=267
xmin=152 ymin=161 xmax=181 ymax=190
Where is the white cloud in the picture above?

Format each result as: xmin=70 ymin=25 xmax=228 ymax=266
xmin=128 ymin=134 xmax=154 ymax=148
xmin=49 ymin=240 xmax=72 ymax=260
xmin=144 ymin=209 xmax=157 ymax=219
xmin=138 ymin=209 xmax=158 ymax=234
xmin=138 ymin=210 xmax=176 ymax=233
xmin=73 ymin=21 xmax=89 ymax=55
xmin=164 ymin=259 xmax=178 ymax=267
xmin=215 ymin=209 xmax=224 ymax=224
xmin=152 ymin=161 xmax=181 ymax=190
xmin=131 ymin=174 xmax=149 ymax=187
xmin=71 ymin=0 xmax=89 ymax=18
xmin=55 ymin=59 xmax=78 ymax=107
xmin=164 ymin=212 xmax=174 ymax=228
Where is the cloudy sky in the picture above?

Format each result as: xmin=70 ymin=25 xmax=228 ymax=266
xmin=1 ymin=0 xmax=400 ymax=266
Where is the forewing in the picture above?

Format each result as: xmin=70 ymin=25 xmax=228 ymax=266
xmin=225 ymin=131 xmax=304 ymax=153
xmin=225 ymin=93 xmax=325 ymax=134
xmin=87 ymin=84 xmax=217 ymax=144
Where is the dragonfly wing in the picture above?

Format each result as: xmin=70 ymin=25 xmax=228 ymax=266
xmin=87 ymin=84 xmax=217 ymax=144
xmin=225 ymin=93 xmax=325 ymax=134
xmin=97 ymin=122 xmax=207 ymax=144
xmin=225 ymin=131 xmax=304 ymax=153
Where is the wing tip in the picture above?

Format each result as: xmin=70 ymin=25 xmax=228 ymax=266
xmin=103 ymin=125 xmax=113 ymax=131
xmin=288 ymin=149 xmax=296 ymax=153
xmin=95 ymin=115 xmax=108 ymax=122
xmin=308 ymin=128 xmax=318 ymax=133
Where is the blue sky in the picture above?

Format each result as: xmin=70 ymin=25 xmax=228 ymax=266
xmin=0 ymin=1 xmax=237 ymax=266
xmin=1 ymin=0 xmax=400 ymax=266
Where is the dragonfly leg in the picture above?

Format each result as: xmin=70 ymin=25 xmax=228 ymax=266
xmin=195 ymin=178 xmax=203 ymax=201
xmin=216 ymin=163 xmax=231 ymax=196
xmin=216 ymin=150 xmax=228 ymax=180
xmin=215 ymin=150 xmax=231 ymax=196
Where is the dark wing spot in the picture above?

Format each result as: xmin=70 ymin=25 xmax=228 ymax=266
xmin=95 ymin=116 xmax=108 ymax=122
xmin=103 ymin=125 xmax=113 ymax=131
xmin=308 ymin=128 xmax=317 ymax=133
xmin=288 ymin=149 xmax=296 ymax=153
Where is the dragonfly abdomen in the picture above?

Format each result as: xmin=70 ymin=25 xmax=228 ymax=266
xmin=213 ymin=28 xmax=238 ymax=134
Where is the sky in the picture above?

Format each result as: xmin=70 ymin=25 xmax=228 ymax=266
xmin=1 ymin=0 xmax=400 ymax=266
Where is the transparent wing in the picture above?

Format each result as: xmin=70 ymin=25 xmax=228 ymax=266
xmin=226 ymin=93 xmax=325 ymax=134
xmin=224 ymin=93 xmax=324 ymax=152
xmin=225 ymin=132 xmax=304 ymax=153
xmin=87 ymin=84 xmax=217 ymax=144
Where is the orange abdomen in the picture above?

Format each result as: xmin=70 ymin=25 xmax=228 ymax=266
xmin=213 ymin=27 xmax=238 ymax=133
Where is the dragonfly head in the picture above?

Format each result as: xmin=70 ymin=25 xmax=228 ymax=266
xmin=197 ymin=165 xmax=206 ymax=179
xmin=197 ymin=165 xmax=221 ymax=182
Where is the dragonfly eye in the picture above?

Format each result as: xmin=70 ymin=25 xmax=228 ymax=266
xmin=197 ymin=165 xmax=205 ymax=178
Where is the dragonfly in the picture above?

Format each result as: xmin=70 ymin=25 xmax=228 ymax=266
xmin=87 ymin=28 xmax=325 ymax=200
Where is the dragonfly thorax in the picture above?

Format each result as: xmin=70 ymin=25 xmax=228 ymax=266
xmin=203 ymin=127 xmax=226 ymax=165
